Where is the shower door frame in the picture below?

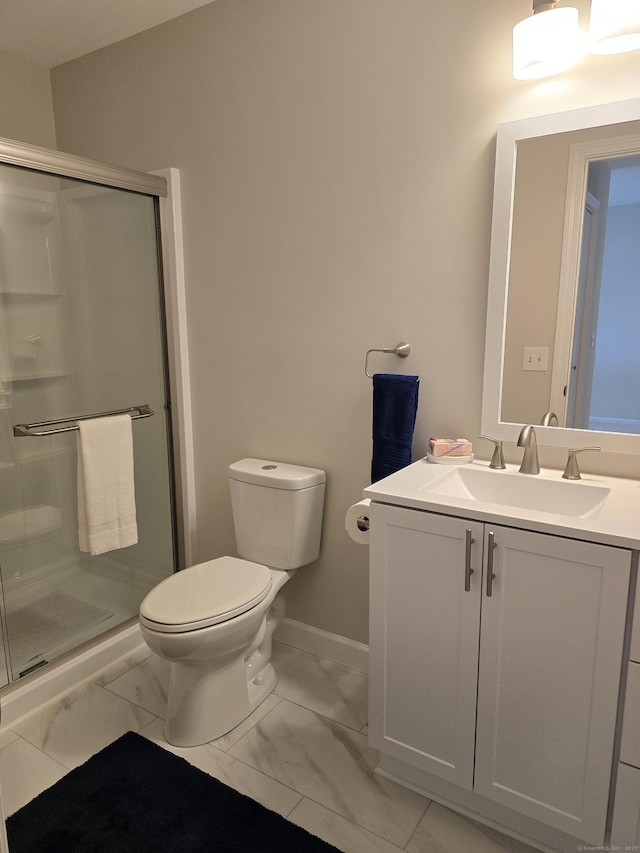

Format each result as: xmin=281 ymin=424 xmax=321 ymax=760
xmin=153 ymin=167 xmax=196 ymax=570
xmin=0 ymin=140 xmax=195 ymax=672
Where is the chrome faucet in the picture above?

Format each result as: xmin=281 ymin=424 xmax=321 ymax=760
xmin=517 ymin=425 xmax=540 ymax=475
xmin=540 ymin=411 xmax=559 ymax=426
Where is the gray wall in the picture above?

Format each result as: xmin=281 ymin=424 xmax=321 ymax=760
xmin=42 ymin=0 xmax=640 ymax=644
xmin=0 ymin=49 xmax=56 ymax=147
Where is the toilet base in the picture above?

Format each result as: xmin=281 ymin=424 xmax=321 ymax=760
xmin=164 ymin=659 xmax=277 ymax=747
xmin=162 ymin=593 xmax=285 ymax=747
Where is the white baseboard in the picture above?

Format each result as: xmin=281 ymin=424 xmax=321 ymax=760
xmin=275 ymin=617 xmax=369 ymax=674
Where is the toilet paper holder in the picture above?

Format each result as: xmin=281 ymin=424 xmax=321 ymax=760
xmin=364 ymin=342 xmax=410 ymax=378
xmin=346 ymin=498 xmax=371 ymax=544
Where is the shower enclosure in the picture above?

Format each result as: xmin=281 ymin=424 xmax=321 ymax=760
xmin=0 ymin=144 xmax=179 ymax=687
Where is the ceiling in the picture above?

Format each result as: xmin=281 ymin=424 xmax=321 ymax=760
xmin=0 ymin=0 xmax=215 ymax=68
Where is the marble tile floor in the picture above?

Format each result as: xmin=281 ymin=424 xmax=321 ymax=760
xmin=0 ymin=640 xmax=540 ymax=853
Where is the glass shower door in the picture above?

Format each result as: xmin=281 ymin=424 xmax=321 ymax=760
xmin=0 ymin=162 xmax=176 ymax=682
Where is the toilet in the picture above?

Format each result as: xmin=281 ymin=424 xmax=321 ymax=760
xmin=139 ymin=458 xmax=325 ymax=747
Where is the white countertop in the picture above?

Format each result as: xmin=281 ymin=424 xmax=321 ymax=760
xmin=363 ymin=457 xmax=640 ymax=549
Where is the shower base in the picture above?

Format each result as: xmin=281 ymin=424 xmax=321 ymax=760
xmin=0 ymin=621 xmax=145 ymax=732
xmin=2 ymin=557 xmax=162 ymax=684
xmin=8 ymin=591 xmax=113 ymax=677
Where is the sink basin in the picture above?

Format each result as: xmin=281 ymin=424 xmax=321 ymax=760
xmin=423 ymin=465 xmax=611 ymax=518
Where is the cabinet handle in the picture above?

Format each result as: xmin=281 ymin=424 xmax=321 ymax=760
xmin=486 ymin=531 xmax=497 ymax=597
xmin=464 ymin=528 xmax=475 ymax=591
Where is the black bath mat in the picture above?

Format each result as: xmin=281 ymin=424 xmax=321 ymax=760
xmin=6 ymin=731 xmax=341 ymax=852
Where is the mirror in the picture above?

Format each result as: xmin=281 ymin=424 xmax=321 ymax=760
xmin=482 ymin=97 xmax=640 ymax=454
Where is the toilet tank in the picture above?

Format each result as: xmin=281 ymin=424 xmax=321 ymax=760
xmin=228 ymin=459 xmax=326 ymax=570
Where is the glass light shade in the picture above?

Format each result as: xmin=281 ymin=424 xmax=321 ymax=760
xmin=589 ymin=0 xmax=640 ymax=54
xmin=513 ymin=6 xmax=581 ymax=80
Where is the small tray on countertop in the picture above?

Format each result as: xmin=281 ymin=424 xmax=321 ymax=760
xmin=426 ymin=453 xmax=474 ymax=465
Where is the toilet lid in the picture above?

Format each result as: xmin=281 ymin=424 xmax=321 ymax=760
xmin=139 ymin=556 xmax=272 ymax=633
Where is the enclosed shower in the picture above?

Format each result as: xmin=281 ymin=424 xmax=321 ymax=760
xmin=0 ymin=143 xmax=179 ymax=688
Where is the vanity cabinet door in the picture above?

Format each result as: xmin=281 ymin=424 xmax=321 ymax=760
xmin=473 ymin=525 xmax=630 ymax=843
xmin=369 ymin=502 xmax=484 ymax=788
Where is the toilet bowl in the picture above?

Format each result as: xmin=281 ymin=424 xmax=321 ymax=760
xmin=139 ymin=459 xmax=325 ymax=747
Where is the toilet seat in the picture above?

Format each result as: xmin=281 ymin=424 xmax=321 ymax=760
xmin=139 ymin=556 xmax=272 ymax=633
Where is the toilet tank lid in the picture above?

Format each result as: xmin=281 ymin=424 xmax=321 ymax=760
xmin=228 ymin=458 xmax=325 ymax=490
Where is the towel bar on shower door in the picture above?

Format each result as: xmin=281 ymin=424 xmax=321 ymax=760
xmin=12 ymin=404 xmax=154 ymax=437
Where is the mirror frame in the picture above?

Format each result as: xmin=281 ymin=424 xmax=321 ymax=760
xmin=482 ymin=96 xmax=640 ymax=454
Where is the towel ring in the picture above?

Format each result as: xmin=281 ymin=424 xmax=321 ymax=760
xmin=364 ymin=342 xmax=410 ymax=378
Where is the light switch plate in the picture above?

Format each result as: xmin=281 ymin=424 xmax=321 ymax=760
xmin=523 ymin=347 xmax=549 ymax=371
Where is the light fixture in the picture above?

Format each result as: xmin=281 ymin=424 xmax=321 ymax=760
xmin=589 ymin=0 xmax=640 ymax=55
xmin=513 ymin=0 xmax=581 ymax=80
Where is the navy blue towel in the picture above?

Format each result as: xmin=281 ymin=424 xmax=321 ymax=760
xmin=371 ymin=373 xmax=419 ymax=483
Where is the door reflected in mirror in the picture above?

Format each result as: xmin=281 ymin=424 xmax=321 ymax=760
xmin=567 ymin=155 xmax=640 ymax=432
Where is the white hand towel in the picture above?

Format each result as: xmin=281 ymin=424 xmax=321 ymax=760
xmin=77 ymin=414 xmax=138 ymax=556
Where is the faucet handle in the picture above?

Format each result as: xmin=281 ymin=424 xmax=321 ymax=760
xmin=562 ymin=446 xmax=601 ymax=480
xmin=540 ymin=411 xmax=559 ymax=426
xmin=479 ymin=435 xmax=506 ymax=470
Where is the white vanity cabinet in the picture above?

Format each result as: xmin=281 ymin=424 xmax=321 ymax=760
xmin=369 ymin=501 xmax=631 ymax=845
